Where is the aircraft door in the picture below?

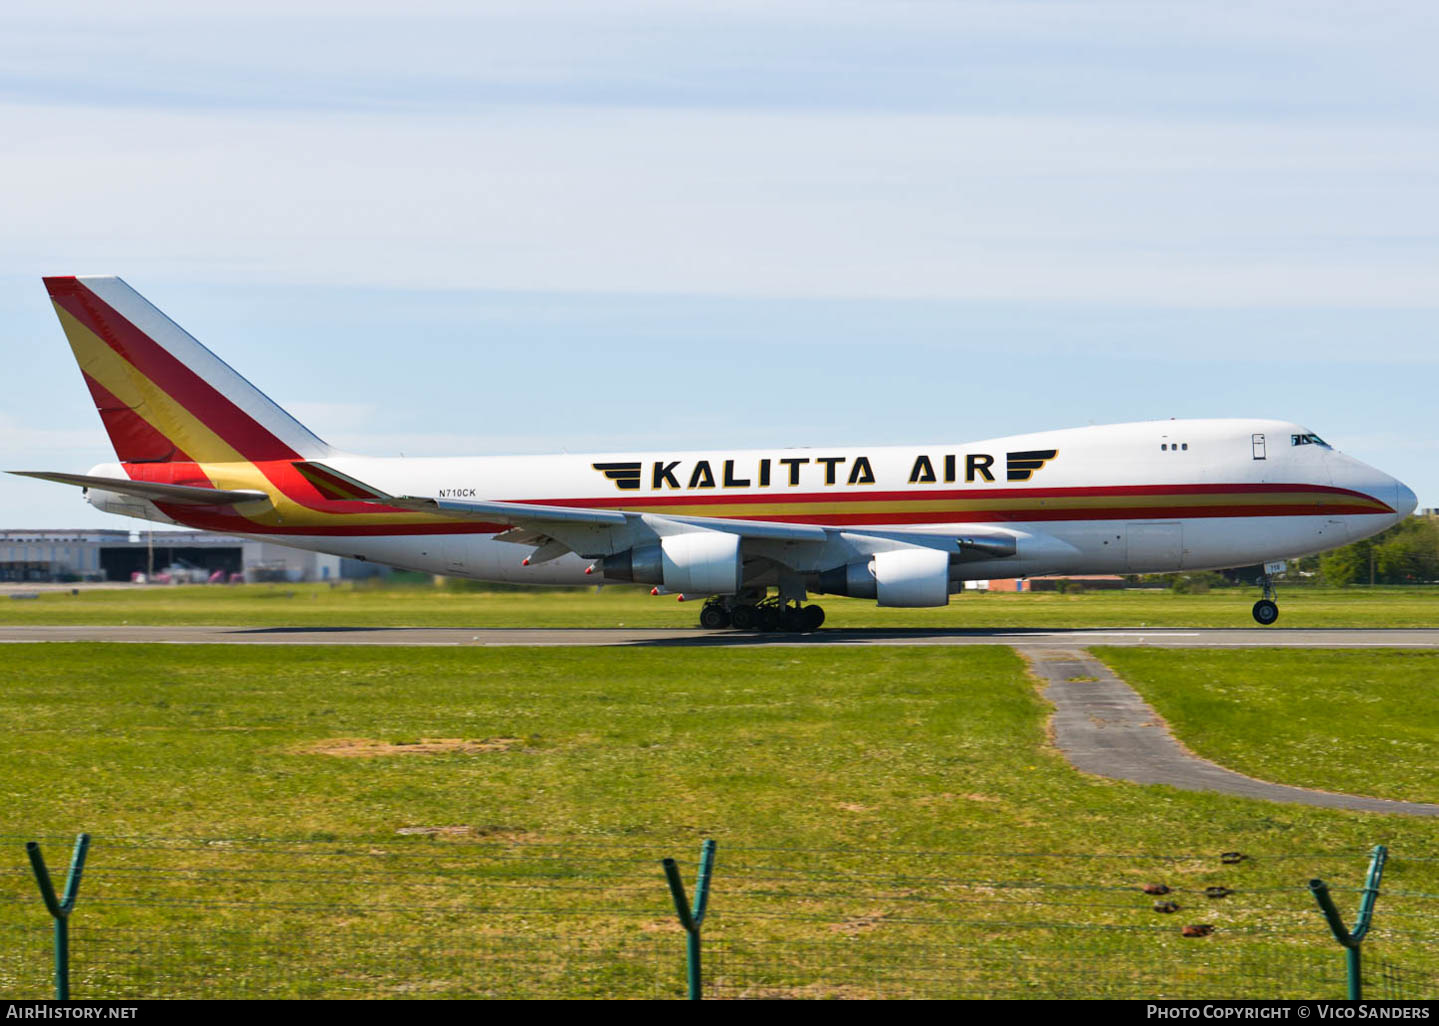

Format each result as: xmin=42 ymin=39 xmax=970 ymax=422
xmin=1125 ymin=522 xmax=1183 ymax=572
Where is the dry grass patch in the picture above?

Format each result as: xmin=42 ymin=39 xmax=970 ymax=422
xmin=831 ymin=912 xmax=889 ymax=936
xmin=294 ymin=737 xmax=522 ymax=757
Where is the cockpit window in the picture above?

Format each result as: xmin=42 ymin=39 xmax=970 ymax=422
xmin=1290 ymin=433 xmax=1331 ymax=448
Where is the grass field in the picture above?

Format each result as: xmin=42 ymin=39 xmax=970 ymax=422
xmin=2 ymin=579 xmax=1438 ymax=628
xmin=1094 ymin=648 xmax=1439 ymax=805
xmin=1 ymin=643 xmax=1436 ymax=997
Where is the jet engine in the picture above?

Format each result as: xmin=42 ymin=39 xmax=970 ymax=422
xmin=815 ymin=548 xmax=951 ymax=607
xmin=599 ymin=532 xmax=743 ymax=595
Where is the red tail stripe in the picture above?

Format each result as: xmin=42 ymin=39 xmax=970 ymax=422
xmin=294 ymin=463 xmax=388 ymax=501
xmin=254 ymin=461 xmax=411 ymax=513
xmin=46 ymin=278 xmax=301 ymax=463
xmin=81 ymin=373 xmax=192 ymax=465
xmin=152 ymin=505 xmax=511 ymax=536
xmin=124 ymin=460 xmax=416 ymax=516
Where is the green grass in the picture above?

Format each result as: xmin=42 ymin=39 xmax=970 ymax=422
xmin=1 ymin=644 xmax=1436 ymax=997
xmin=1094 ymin=648 xmax=1439 ymax=805
xmin=4 ymin=644 xmax=1434 ymax=847
xmin=0 ymin=645 xmax=1091 ymax=842
xmin=3 ymin=580 xmax=1438 ymax=627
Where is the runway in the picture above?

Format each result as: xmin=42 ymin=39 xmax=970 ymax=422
xmin=2 ymin=625 xmax=1439 ymax=648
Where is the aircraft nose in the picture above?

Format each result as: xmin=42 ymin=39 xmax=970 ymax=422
xmin=1393 ymin=479 xmax=1418 ymax=518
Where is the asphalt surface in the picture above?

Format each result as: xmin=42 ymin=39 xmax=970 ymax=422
xmin=1026 ymin=648 xmax=1439 ymax=817
xmin=2 ymin=625 xmax=1438 ymax=647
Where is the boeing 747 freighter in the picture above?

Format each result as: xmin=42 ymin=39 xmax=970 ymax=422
xmin=11 ymin=276 xmax=1417 ymax=631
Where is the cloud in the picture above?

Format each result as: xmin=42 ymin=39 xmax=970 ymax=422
xmin=4 ymin=102 xmax=1439 ymax=307
xmin=5 ymin=2 xmax=1438 ymax=308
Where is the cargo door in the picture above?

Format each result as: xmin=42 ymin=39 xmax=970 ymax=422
xmin=1126 ymin=522 xmax=1183 ymax=572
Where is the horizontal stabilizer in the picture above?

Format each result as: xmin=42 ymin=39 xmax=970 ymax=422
xmin=8 ymin=471 xmax=269 ymax=506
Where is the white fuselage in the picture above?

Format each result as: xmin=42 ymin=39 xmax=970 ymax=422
xmin=87 ymin=418 xmax=1414 ymax=590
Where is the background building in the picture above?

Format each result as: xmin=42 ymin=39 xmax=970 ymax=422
xmin=967 ymin=575 xmax=1127 ymax=592
xmin=0 ymin=529 xmax=379 ymax=583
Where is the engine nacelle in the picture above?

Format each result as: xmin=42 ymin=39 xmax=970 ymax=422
xmin=600 ymin=532 xmax=743 ymax=595
xmin=873 ymin=548 xmax=950 ymax=607
xmin=816 ymin=548 xmax=951 ymax=607
xmin=816 ymin=560 xmax=877 ymax=600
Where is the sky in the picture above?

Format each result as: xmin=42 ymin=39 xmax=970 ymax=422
xmin=2 ymin=0 xmax=1436 ymax=527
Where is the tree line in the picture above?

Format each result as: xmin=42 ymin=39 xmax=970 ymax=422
xmin=1305 ymin=515 xmax=1439 ymax=586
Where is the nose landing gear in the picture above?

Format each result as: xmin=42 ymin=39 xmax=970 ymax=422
xmin=1251 ymin=573 xmax=1279 ymax=625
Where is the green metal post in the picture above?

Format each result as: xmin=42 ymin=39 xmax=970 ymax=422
xmin=662 ymin=839 xmax=717 ymax=1001
xmin=25 ymin=833 xmax=90 ymax=1001
xmin=1309 ymin=844 xmax=1387 ymax=1001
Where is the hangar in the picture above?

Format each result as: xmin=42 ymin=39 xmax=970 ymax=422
xmin=0 ymin=528 xmax=362 ymax=583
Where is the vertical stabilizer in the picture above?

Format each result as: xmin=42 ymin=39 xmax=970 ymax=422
xmin=43 ymin=275 xmax=333 ymax=464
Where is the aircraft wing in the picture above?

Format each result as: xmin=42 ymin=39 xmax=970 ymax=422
xmin=296 ymin=460 xmax=827 ymax=541
xmin=7 ymin=471 xmax=269 ymax=506
xmin=385 ymin=494 xmax=631 ymax=527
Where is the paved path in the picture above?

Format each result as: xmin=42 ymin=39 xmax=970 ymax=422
xmin=1024 ymin=648 xmax=1439 ymax=817
xmin=2 ymin=625 xmax=1439 ymax=648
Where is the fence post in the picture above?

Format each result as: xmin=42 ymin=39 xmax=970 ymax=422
xmin=25 ymin=833 xmax=91 ymax=1001
xmin=662 ymin=839 xmax=717 ymax=1000
xmin=1308 ymin=844 xmax=1387 ymax=1001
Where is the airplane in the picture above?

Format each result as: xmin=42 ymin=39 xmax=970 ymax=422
xmin=10 ymin=276 xmax=1419 ymax=631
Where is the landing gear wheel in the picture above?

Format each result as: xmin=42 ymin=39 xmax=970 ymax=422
xmin=729 ymin=604 xmax=760 ymax=631
xmin=1252 ymin=599 xmax=1279 ymax=626
xmin=699 ymin=604 xmax=730 ymax=630
xmin=800 ymin=604 xmax=826 ymax=631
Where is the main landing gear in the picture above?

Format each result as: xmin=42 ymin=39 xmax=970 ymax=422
xmin=700 ymin=593 xmax=825 ymax=633
xmin=1252 ymin=573 xmax=1279 ymax=626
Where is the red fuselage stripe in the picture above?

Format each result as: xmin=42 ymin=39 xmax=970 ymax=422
xmin=143 ymin=470 xmax=1390 ymax=536
xmin=518 ymin=481 xmax=1384 ymax=509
